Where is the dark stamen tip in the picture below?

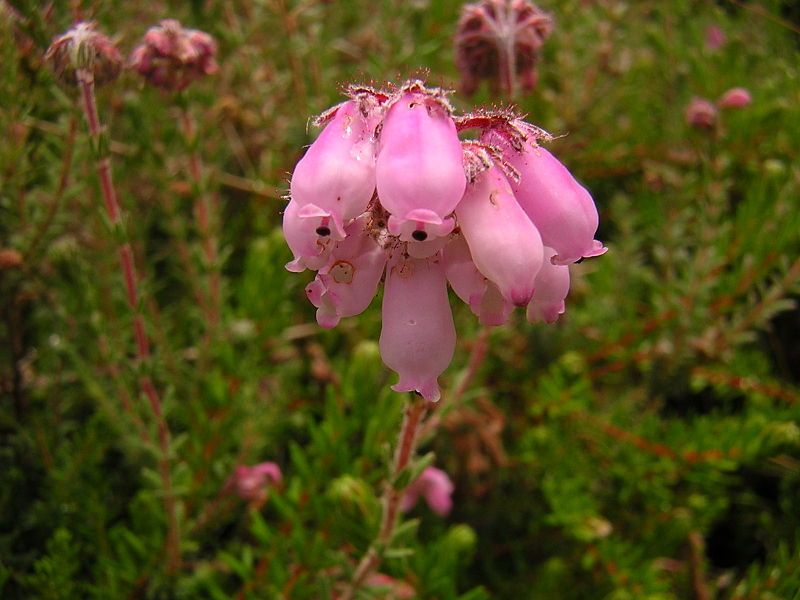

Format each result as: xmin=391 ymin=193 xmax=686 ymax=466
xmin=411 ymin=230 xmax=428 ymax=241
xmin=316 ymin=226 xmax=331 ymax=237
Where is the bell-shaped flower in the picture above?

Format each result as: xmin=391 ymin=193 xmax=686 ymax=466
xmin=503 ymin=143 xmax=606 ymax=265
xmin=379 ymin=254 xmax=456 ymax=402
xmin=456 ymin=166 xmax=544 ymax=307
xmin=305 ymin=218 xmax=387 ymax=328
xmin=400 ymin=466 xmax=454 ymax=516
xmin=282 ymin=199 xmax=337 ymax=272
xmin=527 ymin=246 xmax=570 ymax=323
xmin=376 ymin=92 xmax=466 ymax=242
xmin=289 ymin=100 xmax=377 ymax=238
xmin=443 ymin=236 xmax=512 ymax=326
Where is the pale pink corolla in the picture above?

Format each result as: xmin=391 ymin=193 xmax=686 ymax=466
xmin=685 ymin=97 xmax=717 ymax=129
xmin=376 ymin=92 xmax=466 ymax=242
xmin=456 ymin=166 xmax=544 ymax=306
xmin=400 ymin=466 xmax=454 ymax=516
xmin=289 ymin=100 xmax=377 ymax=239
xmin=379 ymin=254 xmax=456 ymax=402
xmin=282 ymin=199 xmax=336 ymax=272
xmin=229 ymin=462 xmax=282 ymax=502
xmin=305 ymin=218 xmax=387 ymax=328
xmin=503 ymin=143 xmax=606 ymax=265
xmin=705 ymin=25 xmax=726 ymax=51
xmin=527 ymin=246 xmax=570 ymax=323
xmin=443 ymin=235 xmax=512 ymax=326
xmin=717 ymin=87 xmax=752 ymax=109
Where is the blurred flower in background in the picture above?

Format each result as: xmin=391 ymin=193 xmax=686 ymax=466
xmin=228 ymin=462 xmax=283 ymax=503
xmin=400 ymin=466 xmax=455 ymax=516
xmin=454 ymin=0 xmax=553 ymax=97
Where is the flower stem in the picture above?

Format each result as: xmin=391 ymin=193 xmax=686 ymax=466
xmin=77 ymin=68 xmax=181 ymax=575
xmin=344 ymin=395 xmax=428 ymax=599
xmin=179 ymin=105 xmax=221 ymax=338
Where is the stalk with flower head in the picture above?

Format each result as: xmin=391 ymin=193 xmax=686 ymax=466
xmin=282 ymin=78 xmax=606 ymax=594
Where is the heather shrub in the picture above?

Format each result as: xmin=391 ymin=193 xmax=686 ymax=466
xmin=1 ymin=1 xmax=798 ymax=598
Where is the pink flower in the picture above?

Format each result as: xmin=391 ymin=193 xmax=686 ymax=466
xmin=379 ymin=254 xmax=456 ymax=402
xmin=130 ymin=20 xmax=217 ymax=91
xmin=705 ymin=25 xmax=726 ymax=51
xmin=290 ymin=100 xmax=377 ymax=242
xmin=527 ymin=246 xmax=570 ymax=323
xmin=443 ymin=236 xmax=513 ymax=326
xmin=503 ymin=142 xmax=606 ymax=265
xmin=282 ymin=199 xmax=336 ymax=272
xmin=685 ymin=97 xmax=718 ymax=129
xmin=376 ymin=88 xmax=465 ymax=242
xmin=400 ymin=466 xmax=454 ymax=516
xmin=717 ymin=87 xmax=752 ymax=109
xmin=45 ymin=21 xmax=122 ymax=86
xmin=230 ymin=462 xmax=282 ymax=502
xmin=305 ymin=217 xmax=387 ymax=328
xmin=456 ymin=166 xmax=544 ymax=306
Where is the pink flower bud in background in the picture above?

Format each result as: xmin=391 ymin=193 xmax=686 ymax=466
xmin=455 ymin=0 xmax=553 ymax=97
xmin=503 ymin=143 xmax=606 ymax=265
xmin=229 ymin=462 xmax=282 ymax=503
xmin=456 ymin=166 xmax=544 ymax=306
xmin=443 ymin=236 xmax=513 ymax=326
xmin=45 ymin=22 xmax=122 ymax=86
xmin=685 ymin=97 xmax=718 ymax=129
xmin=305 ymin=218 xmax=387 ymax=328
xmin=527 ymin=246 xmax=570 ymax=323
xmin=376 ymin=90 xmax=465 ymax=242
xmin=365 ymin=573 xmax=416 ymax=599
xmin=282 ymin=199 xmax=337 ymax=272
xmin=400 ymin=466 xmax=454 ymax=516
xmin=291 ymin=101 xmax=377 ymax=238
xmin=130 ymin=20 xmax=217 ymax=91
xmin=717 ymin=87 xmax=752 ymax=109
xmin=380 ymin=255 xmax=456 ymax=402
xmin=705 ymin=24 xmax=726 ymax=51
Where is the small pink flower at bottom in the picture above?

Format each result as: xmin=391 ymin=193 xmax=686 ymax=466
xmin=365 ymin=573 xmax=416 ymax=599
xmin=443 ymin=235 xmax=513 ymax=326
xmin=527 ymin=247 xmax=570 ymax=323
xmin=400 ymin=466 xmax=454 ymax=516
xmin=230 ymin=462 xmax=282 ymax=503
xmin=717 ymin=87 xmax=752 ymax=109
xmin=379 ymin=254 xmax=456 ymax=402
xmin=305 ymin=218 xmax=387 ymax=328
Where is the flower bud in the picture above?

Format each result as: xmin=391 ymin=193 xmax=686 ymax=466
xmin=502 ymin=143 xmax=606 ymax=265
xmin=527 ymin=246 xmax=570 ymax=323
xmin=717 ymin=87 xmax=752 ymax=110
xmin=305 ymin=217 xmax=387 ymax=328
xmin=379 ymin=254 xmax=456 ymax=402
xmin=290 ymin=100 xmax=377 ymax=234
xmin=685 ymin=97 xmax=717 ymax=129
xmin=282 ymin=199 xmax=337 ymax=272
xmin=456 ymin=166 xmax=544 ymax=306
xmin=376 ymin=91 xmax=465 ymax=242
xmin=130 ymin=19 xmax=218 ymax=92
xmin=443 ymin=235 xmax=513 ymax=326
xmin=45 ymin=22 xmax=122 ymax=86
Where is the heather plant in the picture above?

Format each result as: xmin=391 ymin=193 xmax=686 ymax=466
xmin=1 ymin=1 xmax=799 ymax=599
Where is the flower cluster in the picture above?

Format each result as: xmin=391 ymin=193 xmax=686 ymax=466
xmin=685 ymin=87 xmax=752 ymax=130
xmin=455 ymin=0 xmax=553 ymax=96
xmin=283 ymin=80 xmax=605 ymax=402
xmin=130 ymin=19 xmax=218 ymax=91
xmin=45 ymin=21 xmax=123 ymax=86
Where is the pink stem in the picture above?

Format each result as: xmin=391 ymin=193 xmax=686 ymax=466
xmin=344 ymin=397 xmax=427 ymax=598
xmin=77 ymin=68 xmax=181 ymax=574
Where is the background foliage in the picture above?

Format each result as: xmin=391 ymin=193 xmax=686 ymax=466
xmin=1 ymin=0 xmax=799 ymax=598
